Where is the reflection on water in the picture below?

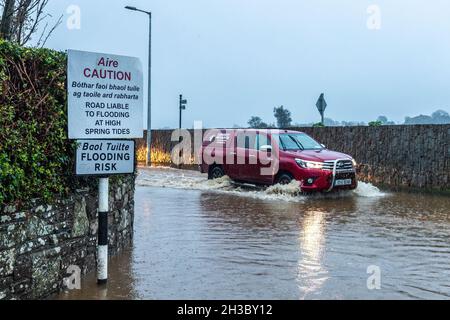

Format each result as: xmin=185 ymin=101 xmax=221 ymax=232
xmin=57 ymin=168 xmax=450 ymax=300
xmin=58 ymin=250 xmax=137 ymax=300
xmin=297 ymin=211 xmax=328 ymax=299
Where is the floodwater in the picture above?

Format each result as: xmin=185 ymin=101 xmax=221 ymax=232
xmin=58 ymin=167 xmax=450 ymax=300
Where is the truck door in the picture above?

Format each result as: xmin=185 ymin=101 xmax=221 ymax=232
xmin=242 ymin=132 xmax=275 ymax=184
xmin=255 ymin=132 xmax=275 ymax=184
xmin=235 ymin=131 xmax=258 ymax=181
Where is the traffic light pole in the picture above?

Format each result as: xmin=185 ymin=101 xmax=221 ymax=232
xmin=179 ymin=95 xmax=182 ymax=130
xmin=179 ymin=95 xmax=187 ymax=130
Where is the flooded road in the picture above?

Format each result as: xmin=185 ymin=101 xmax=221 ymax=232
xmin=58 ymin=168 xmax=450 ymax=300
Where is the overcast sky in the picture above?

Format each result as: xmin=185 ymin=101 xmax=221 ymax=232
xmin=39 ymin=0 xmax=450 ymax=129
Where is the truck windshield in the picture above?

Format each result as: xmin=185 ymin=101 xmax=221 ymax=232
xmin=273 ymin=133 xmax=323 ymax=151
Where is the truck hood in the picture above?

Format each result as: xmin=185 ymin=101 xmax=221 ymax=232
xmin=283 ymin=149 xmax=352 ymax=162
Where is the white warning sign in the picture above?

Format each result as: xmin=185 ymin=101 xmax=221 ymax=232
xmin=68 ymin=50 xmax=144 ymax=139
xmin=76 ymin=140 xmax=135 ymax=176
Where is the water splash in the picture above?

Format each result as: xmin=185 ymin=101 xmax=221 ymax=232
xmin=353 ymin=181 xmax=386 ymax=198
xmin=266 ymin=181 xmax=303 ymax=197
xmin=137 ymin=168 xmax=386 ymax=202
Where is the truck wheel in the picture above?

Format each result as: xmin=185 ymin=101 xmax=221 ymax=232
xmin=277 ymin=173 xmax=293 ymax=185
xmin=209 ymin=166 xmax=225 ymax=180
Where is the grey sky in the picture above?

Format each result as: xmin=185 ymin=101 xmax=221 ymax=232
xmin=40 ymin=0 xmax=450 ymax=129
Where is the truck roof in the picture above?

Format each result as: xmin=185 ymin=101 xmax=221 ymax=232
xmin=220 ymin=129 xmax=304 ymax=134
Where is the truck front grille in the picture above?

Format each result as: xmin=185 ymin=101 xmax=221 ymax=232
xmin=323 ymin=159 xmax=354 ymax=172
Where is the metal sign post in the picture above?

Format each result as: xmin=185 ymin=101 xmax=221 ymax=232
xmin=316 ymin=93 xmax=327 ymax=125
xmin=68 ymin=50 xmax=143 ymax=286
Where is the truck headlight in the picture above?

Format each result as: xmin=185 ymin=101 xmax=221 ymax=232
xmin=351 ymin=158 xmax=357 ymax=167
xmin=295 ymin=159 xmax=323 ymax=169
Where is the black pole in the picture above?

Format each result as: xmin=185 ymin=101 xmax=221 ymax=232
xmin=178 ymin=95 xmax=183 ymax=169
xmin=97 ymin=178 xmax=109 ymax=285
xmin=179 ymin=95 xmax=182 ymax=130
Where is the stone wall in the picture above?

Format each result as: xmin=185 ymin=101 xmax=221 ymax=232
xmin=0 ymin=175 xmax=135 ymax=300
xmin=298 ymin=125 xmax=450 ymax=191
xmin=137 ymin=125 xmax=450 ymax=192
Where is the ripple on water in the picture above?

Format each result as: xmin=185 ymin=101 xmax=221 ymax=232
xmin=57 ymin=168 xmax=450 ymax=300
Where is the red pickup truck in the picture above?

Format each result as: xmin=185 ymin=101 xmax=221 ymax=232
xmin=199 ymin=129 xmax=358 ymax=193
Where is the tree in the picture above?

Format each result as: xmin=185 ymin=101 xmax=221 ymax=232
xmin=376 ymin=115 xmax=395 ymax=125
xmin=248 ymin=116 xmax=268 ymax=129
xmin=404 ymin=110 xmax=450 ymax=125
xmin=0 ymin=0 xmax=62 ymax=46
xmin=323 ymin=118 xmax=340 ymax=126
xmin=431 ymin=110 xmax=450 ymax=124
xmin=273 ymin=106 xmax=292 ymax=128
xmin=404 ymin=115 xmax=431 ymax=125
xmin=0 ymin=0 xmax=14 ymax=40
xmin=377 ymin=116 xmax=388 ymax=124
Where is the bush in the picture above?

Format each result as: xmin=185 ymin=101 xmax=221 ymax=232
xmin=0 ymin=41 xmax=91 ymax=206
xmin=368 ymin=121 xmax=383 ymax=127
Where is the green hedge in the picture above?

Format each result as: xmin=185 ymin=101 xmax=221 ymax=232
xmin=0 ymin=41 xmax=83 ymax=205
